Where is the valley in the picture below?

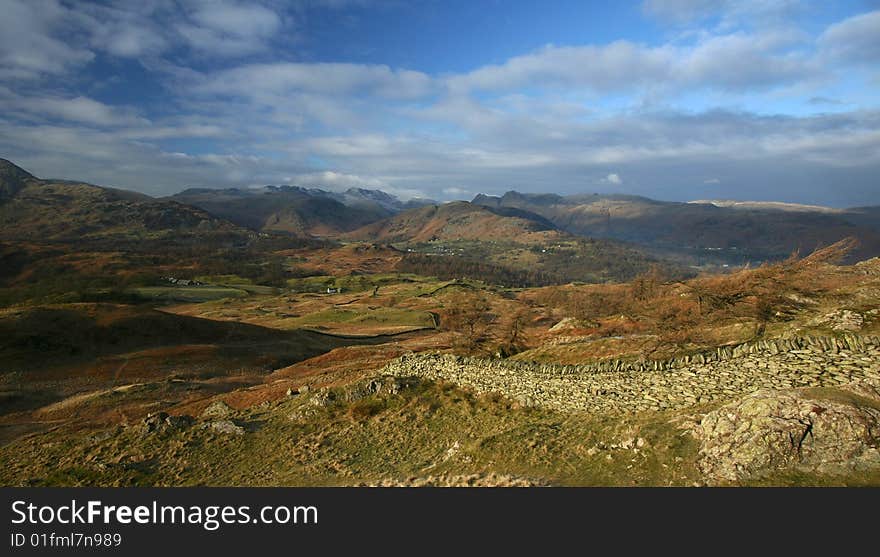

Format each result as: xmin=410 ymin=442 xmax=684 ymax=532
xmin=1 ymin=158 xmax=879 ymax=487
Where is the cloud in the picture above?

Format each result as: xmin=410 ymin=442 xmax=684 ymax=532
xmin=605 ymin=173 xmax=623 ymax=185
xmin=704 ymin=178 xmax=721 ymax=184
xmin=0 ymin=89 xmax=148 ymax=127
xmin=104 ymin=25 xmax=170 ymax=58
xmin=288 ymin=170 xmax=385 ymax=190
xmin=808 ymin=96 xmax=843 ymax=106
xmin=819 ymin=10 xmax=880 ymax=65
xmin=0 ymin=0 xmax=288 ymax=80
xmin=189 ymin=0 xmax=281 ymax=38
xmin=284 ymin=170 xmax=426 ymax=200
xmin=0 ymin=3 xmax=878 ymax=208
xmin=442 ymin=186 xmax=471 ymax=198
xmin=169 ymin=1 xmax=284 ymax=57
xmin=0 ymin=0 xmax=95 ymax=79
xmin=449 ymin=29 xmax=814 ymax=95
xmin=3 ymin=105 xmax=879 ymax=205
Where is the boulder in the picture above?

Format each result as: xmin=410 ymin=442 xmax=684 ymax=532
xmin=695 ymin=379 xmax=880 ymax=483
xmin=202 ymin=420 xmax=245 ymax=435
xmin=139 ymin=412 xmax=194 ymax=435
xmin=200 ymin=400 xmax=234 ymax=419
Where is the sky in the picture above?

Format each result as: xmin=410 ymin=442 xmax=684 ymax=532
xmin=0 ymin=0 xmax=878 ymax=206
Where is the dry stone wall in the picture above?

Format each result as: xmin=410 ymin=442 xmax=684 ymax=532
xmin=382 ymin=334 xmax=880 ymax=413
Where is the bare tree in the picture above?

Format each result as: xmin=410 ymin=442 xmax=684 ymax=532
xmin=442 ymin=291 xmax=493 ymax=351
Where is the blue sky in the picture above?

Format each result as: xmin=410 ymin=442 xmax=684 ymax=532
xmin=0 ymin=0 xmax=878 ymax=206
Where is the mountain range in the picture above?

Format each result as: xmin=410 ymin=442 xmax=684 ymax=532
xmin=472 ymin=191 xmax=880 ymax=264
xmin=2 ymin=158 xmax=879 ymax=266
xmin=169 ymin=185 xmax=435 ymax=237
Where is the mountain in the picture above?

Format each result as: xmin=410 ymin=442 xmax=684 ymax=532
xmin=0 ymin=159 xmax=246 ymax=243
xmin=339 ymin=187 xmax=403 ymax=213
xmin=0 ymin=158 xmax=38 ymax=200
xmin=168 ymin=185 xmax=434 ymax=237
xmin=841 ymin=206 xmax=880 ymax=233
xmin=473 ymin=191 xmax=880 ymax=264
xmin=171 ymin=187 xmax=385 ymax=237
xmin=345 ymin=200 xmax=682 ymax=285
xmin=344 ymin=201 xmax=559 ymax=244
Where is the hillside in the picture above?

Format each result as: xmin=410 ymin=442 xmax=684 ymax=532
xmin=344 ymin=201 xmax=558 ymax=244
xmin=473 ymin=191 xmax=880 ymax=265
xmin=0 ymin=159 xmax=247 ymax=244
xmin=169 ymin=185 xmax=433 ymax=237
xmin=344 ymin=201 xmax=683 ymax=285
xmin=2 ymin=251 xmax=879 ymax=486
xmin=0 ymin=158 xmax=38 ymax=200
xmin=0 ymin=302 xmax=387 ymax=425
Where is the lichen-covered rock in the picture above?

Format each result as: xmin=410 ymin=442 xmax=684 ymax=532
xmin=202 ymin=420 xmax=245 ymax=435
xmin=341 ymin=375 xmax=420 ymax=403
xmin=137 ymin=412 xmax=194 ymax=435
xmin=200 ymin=400 xmax=234 ymax=419
xmin=310 ymin=389 xmax=336 ymax=407
xmin=356 ymin=472 xmax=545 ymax=487
xmin=549 ymin=317 xmax=579 ymax=332
xmin=695 ymin=379 xmax=880 ymax=483
xmin=809 ymin=309 xmax=865 ymax=332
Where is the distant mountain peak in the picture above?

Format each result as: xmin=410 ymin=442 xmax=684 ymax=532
xmin=344 ymin=187 xmax=394 ymax=199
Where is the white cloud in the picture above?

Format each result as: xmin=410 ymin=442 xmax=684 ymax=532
xmin=448 ymin=29 xmax=814 ymax=96
xmin=0 ymin=3 xmax=878 ymax=208
xmin=105 ymin=25 xmax=169 ymax=57
xmin=0 ymin=0 xmax=288 ymax=79
xmin=819 ymin=10 xmax=880 ymax=65
xmin=0 ymin=88 xmax=147 ymax=127
xmin=172 ymin=0 xmax=283 ymax=56
xmin=189 ymin=0 xmax=281 ymax=38
xmin=0 ymin=0 xmax=94 ymax=79
xmin=442 ymin=186 xmax=471 ymax=198
xmin=3 ymin=106 xmax=879 ymax=205
xmin=289 ymin=170 xmax=385 ymax=190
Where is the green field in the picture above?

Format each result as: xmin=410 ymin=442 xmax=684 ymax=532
xmin=285 ymin=273 xmax=432 ymax=293
xmin=285 ymin=306 xmax=435 ymax=330
xmin=130 ymin=286 xmax=249 ymax=303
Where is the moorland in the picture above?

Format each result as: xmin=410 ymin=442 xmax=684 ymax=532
xmin=1 ymin=158 xmax=879 ymax=486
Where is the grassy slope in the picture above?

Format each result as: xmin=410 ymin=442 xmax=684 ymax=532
xmin=0 ymin=379 xmax=703 ymax=487
xmin=5 ymin=376 xmax=876 ymax=487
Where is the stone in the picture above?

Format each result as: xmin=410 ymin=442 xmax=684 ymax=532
xmin=139 ymin=412 xmax=194 ymax=435
xmin=202 ymin=420 xmax=245 ymax=435
xmin=381 ymin=334 xmax=879 ymax=416
xmin=310 ymin=389 xmax=336 ymax=407
xmin=201 ymin=400 xmax=234 ymax=419
xmin=694 ymin=379 xmax=880 ymax=484
xmin=809 ymin=310 xmax=864 ymax=332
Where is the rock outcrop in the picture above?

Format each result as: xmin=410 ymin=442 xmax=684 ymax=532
xmin=695 ymin=379 xmax=880 ymax=483
xmin=200 ymin=400 xmax=234 ymax=419
xmin=356 ymin=473 xmax=543 ymax=487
